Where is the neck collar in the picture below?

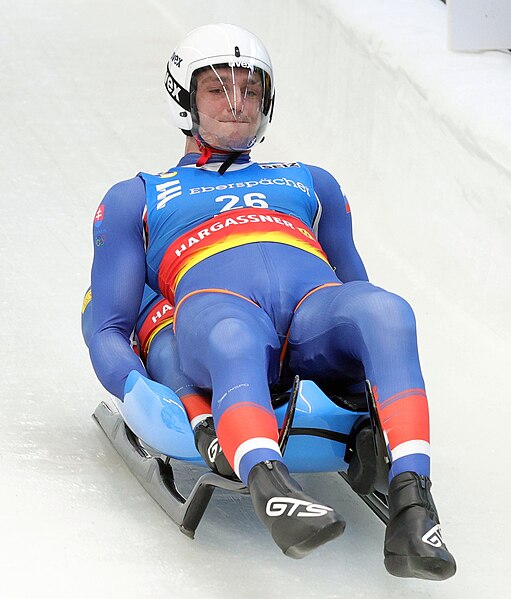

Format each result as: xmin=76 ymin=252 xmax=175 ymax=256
xmin=177 ymin=153 xmax=252 ymax=168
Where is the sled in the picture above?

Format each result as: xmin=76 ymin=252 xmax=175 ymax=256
xmin=92 ymin=377 xmax=390 ymax=539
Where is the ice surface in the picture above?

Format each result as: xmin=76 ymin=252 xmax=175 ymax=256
xmin=1 ymin=0 xmax=509 ymax=597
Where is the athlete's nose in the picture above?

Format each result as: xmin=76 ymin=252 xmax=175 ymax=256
xmin=228 ymin=84 xmax=249 ymax=116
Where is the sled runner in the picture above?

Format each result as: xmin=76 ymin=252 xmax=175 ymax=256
xmin=92 ymin=377 xmax=391 ymax=538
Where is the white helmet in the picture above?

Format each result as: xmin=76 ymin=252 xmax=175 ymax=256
xmin=165 ymin=23 xmax=274 ymax=152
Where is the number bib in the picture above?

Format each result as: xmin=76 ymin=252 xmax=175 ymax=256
xmin=140 ymin=161 xmax=323 ymax=294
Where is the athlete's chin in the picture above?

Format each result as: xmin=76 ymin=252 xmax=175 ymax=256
xmin=201 ymin=125 xmax=257 ymax=151
xmin=219 ymin=122 xmax=254 ymax=137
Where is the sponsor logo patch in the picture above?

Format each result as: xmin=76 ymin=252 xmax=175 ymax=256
xmin=156 ymin=179 xmax=182 ymax=210
xmin=228 ymin=60 xmax=253 ymax=68
xmin=170 ymin=52 xmax=182 ymax=68
xmin=266 ymin=497 xmax=334 ymax=518
xmin=165 ymin=72 xmax=182 ymax=101
xmin=207 ymin=438 xmax=221 ymax=463
xmin=188 ymin=176 xmax=310 ymax=197
xmin=173 ymin=212 xmax=300 ymax=257
xmin=150 ymin=302 xmax=173 ymax=324
xmin=259 ymin=162 xmax=300 ymax=169
xmin=422 ymin=524 xmax=444 ymax=548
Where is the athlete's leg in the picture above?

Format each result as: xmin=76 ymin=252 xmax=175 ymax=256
xmin=175 ymin=290 xmax=345 ymax=557
xmin=289 ymin=281 xmax=455 ymax=578
xmin=175 ymin=291 xmax=283 ymax=484
xmin=147 ymin=325 xmax=235 ymax=477
xmin=288 ymin=280 xmax=429 ymax=480
xmin=138 ymin=296 xmax=212 ymax=425
xmin=135 ymin=291 xmax=240 ymax=475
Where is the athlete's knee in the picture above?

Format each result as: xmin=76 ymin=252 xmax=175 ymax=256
xmin=347 ymin=284 xmax=417 ymax=336
xmin=369 ymin=290 xmax=416 ymax=336
xmin=146 ymin=327 xmax=177 ymax=374
xmin=206 ymin=316 xmax=266 ymax=362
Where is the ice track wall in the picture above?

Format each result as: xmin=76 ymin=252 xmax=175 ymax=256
xmin=166 ymin=0 xmax=511 ymax=341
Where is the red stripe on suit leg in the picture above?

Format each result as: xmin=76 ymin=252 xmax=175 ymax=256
xmin=217 ymin=402 xmax=279 ymax=466
xmin=377 ymin=390 xmax=430 ymax=450
xmin=180 ymin=393 xmax=212 ymax=422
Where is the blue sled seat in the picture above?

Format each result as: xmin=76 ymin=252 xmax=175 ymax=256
xmin=119 ymin=372 xmax=369 ymax=473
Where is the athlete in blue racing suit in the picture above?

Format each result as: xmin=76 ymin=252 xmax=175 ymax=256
xmin=82 ymin=24 xmax=456 ymax=578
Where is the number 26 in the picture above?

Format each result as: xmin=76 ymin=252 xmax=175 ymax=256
xmin=215 ymin=192 xmax=268 ymax=212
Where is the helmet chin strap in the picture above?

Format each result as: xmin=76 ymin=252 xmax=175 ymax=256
xmin=217 ymin=151 xmax=243 ymax=175
xmin=195 ymin=140 xmax=213 ymax=167
xmin=194 ymin=136 xmax=243 ymax=174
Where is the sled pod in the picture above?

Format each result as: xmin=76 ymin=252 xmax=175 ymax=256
xmin=274 ymin=380 xmax=365 ymax=472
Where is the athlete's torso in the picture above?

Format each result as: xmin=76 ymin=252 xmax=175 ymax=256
xmin=141 ymin=159 xmax=325 ymax=296
xmin=86 ymin=153 xmax=367 ymax=399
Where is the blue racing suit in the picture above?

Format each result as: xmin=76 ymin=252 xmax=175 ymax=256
xmin=84 ymin=153 xmax=430 ymax=484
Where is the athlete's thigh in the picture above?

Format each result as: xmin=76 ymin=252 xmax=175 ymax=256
xmin=287 ymin=282 xmax=368 ymax=386
xmin=175 ymin=291 xmax=281 ymax=387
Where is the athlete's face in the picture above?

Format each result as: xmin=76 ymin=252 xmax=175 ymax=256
xmin=194 ymin=66 xmax=263 ymax=150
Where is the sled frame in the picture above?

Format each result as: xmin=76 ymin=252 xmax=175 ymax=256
xmin=93 ymin=377 xmax=391 ymax=537
xmin=93 ymin=401 xmax=247 ymax=539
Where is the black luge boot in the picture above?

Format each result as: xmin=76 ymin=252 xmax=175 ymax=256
xmin=194 ymin=417 xmax=236 ymax=479
xmin=347 ymin=425 xmax=378 ymax=495
xmin=385 ymin=472 xmax=456 ymax=580
xmin=248 ymin=461 xmax=345 ymax=559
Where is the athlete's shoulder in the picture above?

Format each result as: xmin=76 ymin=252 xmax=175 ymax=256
xmin=96 ymin=176 xmax=147 ymax=227
xmin=139 ymin=166 xmax=183 ymax=180
xmin=103 ymin=175 xmax=146 ymax=204
xmin=302 ymin=164 xmax=350 ymax=213
xmin=303 ymin=164 xmax=347 ymax=196
xmin=302 ymin=164 xmax=340 ymax=186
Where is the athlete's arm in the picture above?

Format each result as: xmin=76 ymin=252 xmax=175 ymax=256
xmin=307 ymin=165 xmax=369 ymax=282
xmin=87 ymin=177 xmax=148 ymax=399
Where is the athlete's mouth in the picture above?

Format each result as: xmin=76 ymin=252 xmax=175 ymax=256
xmin=220 ymin=117 xmax=251 ymax=123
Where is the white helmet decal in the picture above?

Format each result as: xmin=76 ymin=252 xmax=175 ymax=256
xmin=165 ymin=24 xmax=274 ymax=151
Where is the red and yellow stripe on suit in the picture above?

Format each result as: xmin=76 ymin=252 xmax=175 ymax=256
xmin=158 ymin=207 xmax=330 ymax=303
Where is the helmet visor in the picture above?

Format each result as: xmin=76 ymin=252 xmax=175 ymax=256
xmin=190 ymin=63 xmax=272 ymax=152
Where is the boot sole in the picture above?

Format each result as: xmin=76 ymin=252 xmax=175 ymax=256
xmin=384 ymin=555 xmax=457 ymax=580
xmin=283 ymin=519 xmax=346 ymax=560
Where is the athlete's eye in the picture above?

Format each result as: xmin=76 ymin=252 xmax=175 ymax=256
xmin=245 ymin=87 xmax=262 ymax=100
